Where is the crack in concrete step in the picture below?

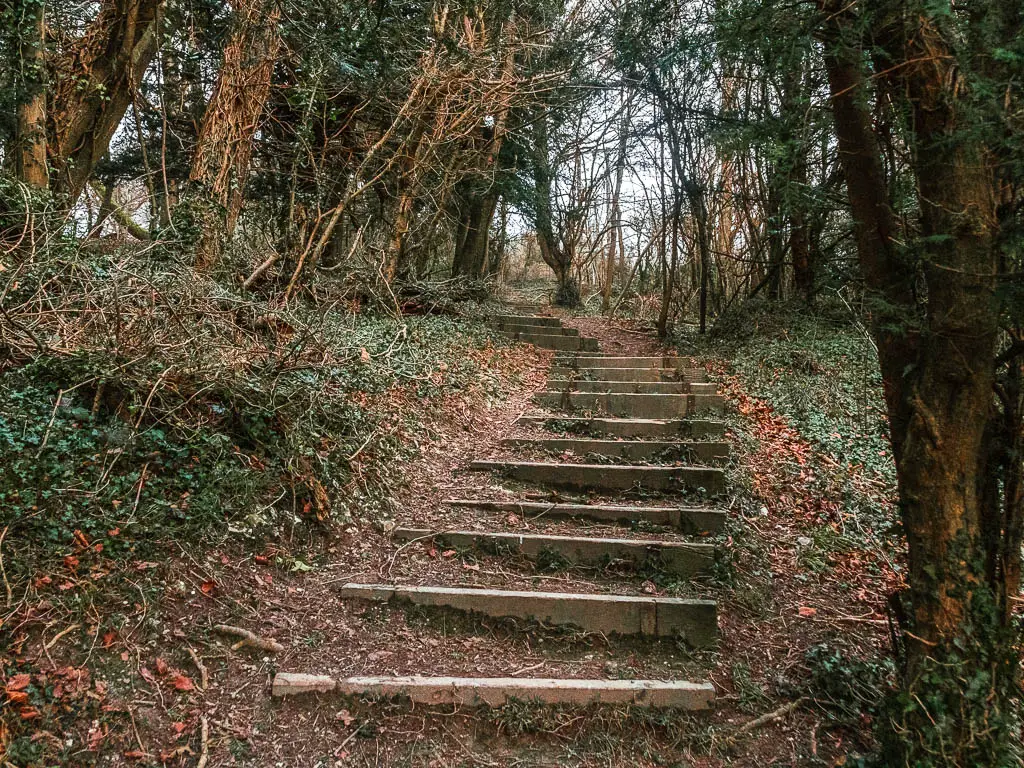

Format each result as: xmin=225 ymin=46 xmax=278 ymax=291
xmin=443 ymin=499 xmax=726 ymax=534
xmin=467 ymin=460 xmax=726 ymax=494
xmin=532 ymin=391 xmax=725 ymax=418
xmin=392 ymin=527 xmax=715 ymax=577
xmin=545 ymin=380 xmax=718 ymax=395
xmin=271 ymin=674 xmax=715 ymax=709
xmin=500 ymin=438 xmax=730 ymax=463
xmin=336 ymin=583 xmax=717 ymax=644
xmin=515 ymin=415 xmax=726 ymax=439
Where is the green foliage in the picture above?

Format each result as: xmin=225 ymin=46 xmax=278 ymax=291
xmin=803 ymin=642 xmax=894 ymax=728
xmin=702 ymin=299 xmax=897 ymax=537
xmin=0 ymin=249 xmax=513 ymax=574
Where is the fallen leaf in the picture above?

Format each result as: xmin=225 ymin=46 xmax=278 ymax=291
xmin=335 ymin=709 xmax=354 ymax=726
xmin=154 ymin=658 xmax=169 ymax=676
xmin=798 ymin=606 xmax=817 ymax=618
xmin=171 ymin=674 xmax=194 ymax=691
xmin=6 ymin=674 xmax=31 ymax=692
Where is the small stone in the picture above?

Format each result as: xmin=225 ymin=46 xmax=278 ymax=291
xmin=797 ymin=536 xmax=812 ymax=547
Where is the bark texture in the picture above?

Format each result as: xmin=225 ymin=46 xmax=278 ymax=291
xmin=50 ymin=0 xmax=163 ymax=204
xmin=189 ymin=0 xmax=282 ymax=270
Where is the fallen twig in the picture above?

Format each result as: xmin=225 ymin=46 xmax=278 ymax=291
xmin=187 ymin=646 xmax=209 ymax=690
xmin=726 ymin=697 xmax=807 ymax=744
xmin=196 ymin=715 xmax=210 ymax=768
xmin=0 ymin=526 xmax=11 ymax=606
xmin=213 ymin=624 xmax=284 ymax=653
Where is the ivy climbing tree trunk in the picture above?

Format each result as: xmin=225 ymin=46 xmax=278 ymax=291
xmin=819 ymin=1 xmax=1022 ymax=763
xmin=189 ymin=0 xmax=282 ymax=270
xmin=14 ymin=1 xmax=48 ymax=190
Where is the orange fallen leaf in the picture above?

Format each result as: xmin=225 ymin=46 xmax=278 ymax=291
xmin=6 ymin=674 xmax=31 ymax=692
xmin=798 ymin=606 xmax=817 ymax=617
xmin=171 ymin=674 xmax=194 ymax=691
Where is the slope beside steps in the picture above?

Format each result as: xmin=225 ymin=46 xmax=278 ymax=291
xmin=273 ymin=311 xmax=729 ymax=714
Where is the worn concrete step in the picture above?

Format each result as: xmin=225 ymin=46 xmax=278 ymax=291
xmin=555 ymin=356 xmax=693 ymax=370
xmin=495 ymin=321 xmax=579 ymax=336
xmin=516 ymin=415 xmax=726 ymax=439
xmin=533 ymin=391 xmax=725 ymax=418
xmin=504 ymin=332 xmax=600 ymax=352
xmin=394 ymin=528 xmax=715 ymax=577
xmin=551 ymin=380 xmax=719 ymax=396
xmin=494 ymin=314 xmax=561 ymax=327
xmin=337 ymin=583 xmax=717 ymax=645
xmin=551 ymin=366 xmax=708 ymax=383
xmin=501 ymin=438 xmax=729 ymax=463
xmin=547 ymin=380 xmax=719 ymax=395
xmin=272 ymin=674 xmax=715 ymax=709
xmin=444 ymin=499 xmax=727 ymax=534
xmin=468 ymin=460 xmax=726 ymax=494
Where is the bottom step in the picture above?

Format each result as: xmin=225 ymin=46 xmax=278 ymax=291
xmin=272 ymin=674 xmax=715 ymax=709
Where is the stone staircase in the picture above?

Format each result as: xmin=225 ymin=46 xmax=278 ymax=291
xmin=490 ymin=313 xmax=601 ymax=352
xmin=272 ymin=313 xmax=728 ymax=713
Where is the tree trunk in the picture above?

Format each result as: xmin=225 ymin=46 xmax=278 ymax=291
xmin=819 ymin=2 xmax=1019 ymax=762
xmin=602 ymin=98 xmax=629 ymax=313
xmin=15 ymin=3 xmax=48 ymax=190
xmin=452 ymin=187 xmax=499 ymax=278
xmin=532 ymin=109 xmax=578 ymax=307
xmin=189 ymin=0 xmax=282 ymax=270
xmin=50 ymin=0 xmax=163 ymax=205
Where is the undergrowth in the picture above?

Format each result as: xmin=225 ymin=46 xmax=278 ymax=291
xmin=0 ymin=247 xmax=516 ymax=575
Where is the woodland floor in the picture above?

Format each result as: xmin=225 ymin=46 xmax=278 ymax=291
xmin=0 ymin=307 xmax=903 ymax=768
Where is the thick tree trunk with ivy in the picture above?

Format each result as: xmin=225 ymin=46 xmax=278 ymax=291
xmin=49 ymin=0 xmax=163 ymax=204
xmin=189 ymin=0 xmax=281 ymax=270
xmin=820 ymin=2 xmax=1022 ymax=763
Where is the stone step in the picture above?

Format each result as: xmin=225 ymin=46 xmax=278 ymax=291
xmin=272 ymin=674 xmax=715 ymax=709
xmin=393 ymin=528 xmax=715 ymax=577
xmin=504 ymin=332 xmax=600 ymax=352
xmin=501 ymin=438 xmax=730 ymax=463
xmin=554 ymin=356 xmax=693 ymax=370
xmin=468 ymin=460 xmax=726 ymax=494
xmin=494 ymin=314 xmax=561 ymax=327
xmin=516 ymin=415 xmax=726 ymax=439
xmin=495 ymin=321 xmax=579 ymax=336
xmin=547 ymin=380 xmax=718 ymax=395
xmin=550 ymin=366 xmax=708 ymax=383
xmin=337 ymin=583 xmax=717 ymax=645
xmin=533 ymin=392 xmax=725 ymax=418
xmin=444 ymin=499 xmax=727 ymax=534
